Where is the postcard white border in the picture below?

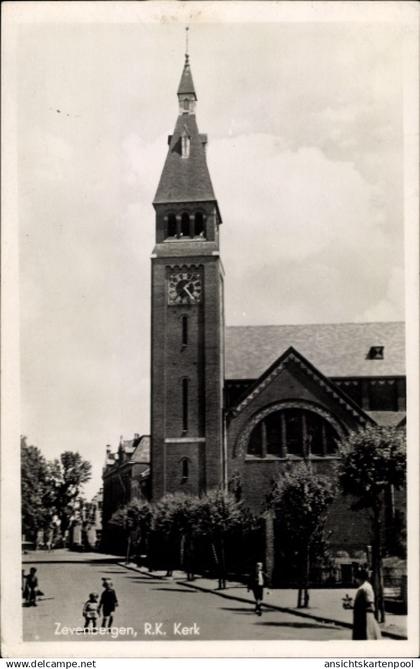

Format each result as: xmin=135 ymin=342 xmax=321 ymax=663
xmin=1 ymin=0 xmax=419 ymax=659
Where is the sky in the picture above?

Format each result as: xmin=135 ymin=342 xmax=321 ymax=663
xmin=16 ymin=8 xmax=408 ymax=498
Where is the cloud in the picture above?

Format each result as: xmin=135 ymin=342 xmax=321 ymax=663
xmin=357 ymin=267 xmax=405 ymax=322
xmin=204 ymin=132 xmax=403 ymax=325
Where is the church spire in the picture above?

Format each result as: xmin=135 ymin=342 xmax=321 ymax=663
xmin=153 ymin=33 xmax=221 ymax=221
xmin=177 ymin=28 xmax=197 ymax=114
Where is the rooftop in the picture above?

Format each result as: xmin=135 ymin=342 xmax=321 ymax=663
xmin=104 ymin=434 xmax=150 ymax=471
xmin=225 ymin=321 xmax=405 ymax=380
xmin=153 ymin=114 xmax=216 ymax=205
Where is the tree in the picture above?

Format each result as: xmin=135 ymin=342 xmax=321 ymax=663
xmin=21 ymin=436 xmax=51 ymax=540
xmin=109 ymin=499 xmax=153 ymax=561
xmin=48 ymin=451 xmax=92 ymax=534
xmin=21 ymin=438 xmax=93 ymax=547
xmin=196 ymin=490 xmax=257 ymax=589
xmin=268 ymin=463 xmax=335 ymax=607
xmin=337 ymin=425 xmax=406 ymax=623
xmin=153 ymin=494 xmax=201 ymax=578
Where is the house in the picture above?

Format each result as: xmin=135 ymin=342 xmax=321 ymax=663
xmin=102 ymin=434 xmax=150 ymax=553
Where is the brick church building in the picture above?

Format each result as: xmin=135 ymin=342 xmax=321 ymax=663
xmin=104 ymin=54 xmax=406 ymax=577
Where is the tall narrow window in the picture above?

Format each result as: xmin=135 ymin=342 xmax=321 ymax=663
xmin=265 ymin=412 xmax=283 ymax=456
xmin=181 ymin=458 xmax=189 ymax=482
xmin=181 ymin=134 xmax=190 ymax=158
xmin=181 ymin=213 xmax=190 ymax=237
xmin=285 ymin=409 xmax=302 ymax=456
xmin=182 ymin=378 xmax=189 ymax=432
xmin=194 ymin=213 xmax=205 ymax=237
xmin=182 ymin=316 xmax=188 ymax=346
xmin=248 ymin=422 xmax=263 ymax=457
xmin=167 ymin=214 xmax=177 ymax=237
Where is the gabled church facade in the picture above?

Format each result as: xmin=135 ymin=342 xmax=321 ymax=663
xmin=149 ymin=55 xmax=406 ymax=574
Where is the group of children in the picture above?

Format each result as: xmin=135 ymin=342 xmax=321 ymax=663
xmin=22 ymin=568 xmax=118 ymax=632
xmin=82 ymin=578 xmax=119 ymax=630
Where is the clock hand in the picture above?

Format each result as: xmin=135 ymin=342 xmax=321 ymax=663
xmin=183 ymin=285 xmax=195 ymax=301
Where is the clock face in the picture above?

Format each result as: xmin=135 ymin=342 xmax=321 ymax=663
xmin=168 ymin=271 xmax=202 ymax=305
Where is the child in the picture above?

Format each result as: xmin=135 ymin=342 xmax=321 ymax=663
xmin=83 ymin=593 xmax=99 ymax=630
xmin=98 ymin=579 xmax=118 ymax=629
xmin=24 ymin=567 xmax=39 ymax=607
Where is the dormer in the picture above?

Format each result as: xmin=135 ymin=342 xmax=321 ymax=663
xmin=181 ymin=127 xmax=191 ymax=158
xmin=368 ymin=346 xmax=384 ymax=360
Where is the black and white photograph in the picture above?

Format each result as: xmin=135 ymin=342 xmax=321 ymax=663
xmin=1 ymin=0 xmax=419 ymax=659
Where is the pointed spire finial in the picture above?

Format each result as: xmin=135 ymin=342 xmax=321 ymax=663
xmin=177 ymin=28 xmax=196 ymax=106
xmin=185 ymin=26 xmax=189 ymax=64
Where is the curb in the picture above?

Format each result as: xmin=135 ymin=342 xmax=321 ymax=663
xmin=117 ymin=563 xmax=406 ymax=641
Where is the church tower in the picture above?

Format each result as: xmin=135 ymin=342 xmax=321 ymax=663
xmin=151 ymin=52 xmax=225 ymax=499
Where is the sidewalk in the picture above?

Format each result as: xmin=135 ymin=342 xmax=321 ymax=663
xmin=120 ymin=562 xmax=407 ymax=640
xmin=23 ymin=549 xmax=119 ymax=563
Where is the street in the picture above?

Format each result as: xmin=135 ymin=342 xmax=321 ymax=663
xmin=23 ymin=551 xmax=350 ymax=642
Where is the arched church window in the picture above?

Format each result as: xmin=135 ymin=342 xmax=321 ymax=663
xmin=183 ymin=98 xmax=190 ymax=112
xmin=247 ymin=408 xmax=339 ymax=458
xmin=248 ymin=422 xmax=263 ymax=457
xmin=324 ymin=421 xmax=339 ymax=455
xmin=285 ymin=409 xmax=303 ymax=456
xmin=305 ymin=411 xmax=324 ymax=456
xmin=181 ymin=213 xmax=190 ymax=237
xmin=181 ymin=458 xmax=189 ymax=482
xmin=194 ymin=212 xmax=205 ymax=238
xmin=265 ymin=412 xmax=283 ymax=456
xmin=167 ymin=214 xmax=177 ymax=238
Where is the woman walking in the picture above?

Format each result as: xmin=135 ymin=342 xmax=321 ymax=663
xmin=352 ymin=569 xmax=382 ymax=640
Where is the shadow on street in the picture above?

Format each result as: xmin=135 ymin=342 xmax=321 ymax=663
xmin=151 ymin=587 xmax=198 ymax=594
xmin=257 ymin=621 xmax=340 ymax=629
xmin=220 ymin=607 xmax=255 ymax=615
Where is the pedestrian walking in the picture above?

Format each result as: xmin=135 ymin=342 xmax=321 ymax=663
xmin=24 ymin=567 xmax=39 ymax=607
xmin=248 ymin=561 xmax=267 ymax=615
xmin=350 ymin=568 xmax=382 ymax=640
xmin=83 ymin=593 xmax=99 ymax=630
xmin=46 ymin=528 xmax=54 ymax=552
xmin=35 ymin=529 xmax=44 ymax=551
xmin=98 ymin=579 xmax=118 ymax=629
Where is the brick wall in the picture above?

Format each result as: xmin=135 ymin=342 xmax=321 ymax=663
xmin=227 ymin=357 xmax=374 ymax=555
xmin=151 ymin=249 xmax=224 ymax=499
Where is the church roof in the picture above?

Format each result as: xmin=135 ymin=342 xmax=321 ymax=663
xmin=177 ymin=56 xmax=197 ymax=98
xmin=153 ymin=113 xmax=217 ymax=205
xmin=225 ymin=321 xmax=405 ymax=379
